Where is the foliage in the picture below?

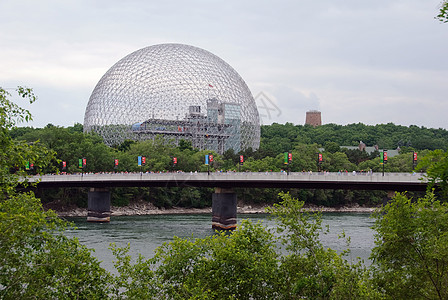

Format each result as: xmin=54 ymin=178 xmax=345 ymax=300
xmin=0 ymin=193 xmax=111 ymax=298
xmin=371 ymin=192 xmax=448 ymax=299
xmin=437 ymin=0 xmax=448 ymax=23
xmin=324 ymin=141 xmax=341 ymax=153
xmin=267 ymin=192 xmax=374 ymax=299
xmin=108 ymin=192 xmax=376 ymax=299
xmin=1 ymin=87 xmax=56 ymax=195
xmin=0 ymin=87 xmax=112 ymax=298
xmin=416 ymin=150 xmax=448 ymax=199
xmin=261 ymin=122 xmax=448 ymax=154
xmin=108 ymin=190 xmax=448 ymax=299
xmin=109 ymin=220 xmax=278 ymax=299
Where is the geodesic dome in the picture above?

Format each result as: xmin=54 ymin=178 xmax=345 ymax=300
xmin=83 ymin=43 xmax=260 ymax=153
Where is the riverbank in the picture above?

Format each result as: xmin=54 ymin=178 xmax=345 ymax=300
xmin=47 ymin=200 xmax=377 ymax=217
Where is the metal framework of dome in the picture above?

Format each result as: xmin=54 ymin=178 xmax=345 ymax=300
xmin=83 ymin=43 xmax=260 ymax=154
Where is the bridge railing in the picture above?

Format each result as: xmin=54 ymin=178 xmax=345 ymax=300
xmin=32 ymin=171 xmax=427 ymax=184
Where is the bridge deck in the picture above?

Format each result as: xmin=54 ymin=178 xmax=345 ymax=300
xmin=29 ymin=172 xmax=429 ymax=191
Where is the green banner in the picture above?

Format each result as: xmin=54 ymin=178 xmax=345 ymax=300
xmin=79 ymin=159 xmax=83 ymax=168
xmin=284 ymin=152 xmax=288 ymax=164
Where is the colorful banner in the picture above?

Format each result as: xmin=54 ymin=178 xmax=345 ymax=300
xmin=240 ymin=155 xmax=244 ymax=164
xmin=284 ymin=152 xmax=288 ymax=164
xmin=142 ymin=156 xmax=146 ymax=165
xmin=138 ymin=156 xmax=142 ymax=167
xmin=205 ymin=155 xmax=209 ymax=165
xmin=288 ymin=152 xmax=292 ymax=162
xmin=318 ymin=153 xmax=323 ymax=162
xmin=413 ymin=152 xmax=418 ymax=161
xmin=173 ymin=157 xmax=177 ymax=164
xmin=26 ymin=161 xmax=30 ymax=171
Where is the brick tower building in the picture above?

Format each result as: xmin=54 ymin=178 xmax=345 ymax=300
xmin=305 ymin=110 xmax=322 ymax=127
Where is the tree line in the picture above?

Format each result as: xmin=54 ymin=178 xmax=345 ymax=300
xmin=10 ymin=121 xmax=445 ymax=208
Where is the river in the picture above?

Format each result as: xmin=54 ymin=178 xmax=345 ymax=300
xmin=65 ymin=212 xmax=375 ymax=272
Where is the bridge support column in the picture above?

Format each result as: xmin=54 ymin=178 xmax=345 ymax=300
xmin=212 ymin=187 xmax=237 ymax=230
xmin=87 ymin=188 xmax=111 ymax=223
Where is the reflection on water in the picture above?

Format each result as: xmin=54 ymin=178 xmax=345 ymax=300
xmin=64 ymin=213 xmax=375 ymax=271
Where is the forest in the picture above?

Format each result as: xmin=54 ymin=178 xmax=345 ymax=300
xmin=10 ymin=121 xmax=447 ymax=209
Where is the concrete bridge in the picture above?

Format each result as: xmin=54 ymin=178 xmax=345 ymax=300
xmin=32 ymin=171 xmax=427 ymax=190
xmin=30 ymin=172 xmax=429 ymax=229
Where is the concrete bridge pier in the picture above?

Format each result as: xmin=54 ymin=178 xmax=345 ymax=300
xmin=87 ymin=188 xmax=111 ymax=222
xmin=212 ymin=187 xmax=237 ymax=230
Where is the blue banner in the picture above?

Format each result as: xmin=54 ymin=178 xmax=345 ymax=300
xmin=205 ymin=155 xmax=209 ymax=165
xmin=138 ymin=156 xmax=142 ymax=166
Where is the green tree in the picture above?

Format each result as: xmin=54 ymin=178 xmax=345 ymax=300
xmin=0 ymin=193 xmax=111 ymax=298
xmin=0 ymin=87 xmax=112 ymax=297
xmin=370 ymin=192 xmax=448 ymax=299
xmin=324 ymin=152 xmax=355 ymax=172
xmin=110 ymin=220 xmax=279 ymax=299
xmin=416 ymin=149 xmax=448 ymax=199
xmin=324 ymin=141 xmax=341 ymax=154
xmin=267 ymin=192 xmax=374 ymax=298
xmin=0 ymin=87 xmax=56 ymax=193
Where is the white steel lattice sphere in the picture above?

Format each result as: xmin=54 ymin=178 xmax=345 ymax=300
xmin=83 ymin=43 xmax=260 ymax=153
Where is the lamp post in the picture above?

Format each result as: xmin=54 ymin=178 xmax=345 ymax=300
xmin=79 ymin=157 xmax=86 ymax=177
xmin=413 ymin=152 xmax=417 ymax=170
xmin=288 ymin=152 xmax=292 ymax=175
xmin=114 ymin=159 xmax=119 ymax=172
xmin=382 ymin=150 xmax=388 ymax=176
xmin=172 ymin=156 xmax=177 ymax=172
xmin=316 ymin=152 xmax=322 ymax=172
xmin=206 ymin=153 xmax=211 ymax=175
xmin=209 ymin=153 xmax=213 ymax=175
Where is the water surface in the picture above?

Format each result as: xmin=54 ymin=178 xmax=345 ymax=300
xmin=65 ymin=212 xmax=375 ymax=271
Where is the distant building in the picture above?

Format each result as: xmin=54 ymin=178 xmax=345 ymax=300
xmin=305 ymin=110 xmax=322 ymax=127
xmin=340 ymin=144 xmax=399 ymax=158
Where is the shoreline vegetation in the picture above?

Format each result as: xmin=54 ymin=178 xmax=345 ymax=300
xmin=46 ymin=200 xmax=377 ymax=217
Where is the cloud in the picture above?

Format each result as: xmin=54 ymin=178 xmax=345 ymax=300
xmin=254 ymin=86 xmax=320 ymax=125
xmin=0 ymin=0 xmax=447 ymax=129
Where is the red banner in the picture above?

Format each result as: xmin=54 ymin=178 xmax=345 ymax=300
xmin=288 ymin=153 xmax=292 ymax=162
xmin=209 ymin=155 xmax=214 ymax=162
xmin=383 ymin=151 xmax=388 ymax=162
xmin=173 ymin=157 xmax=177 ymax=164
xmin=413 ymin=152 xmax=417 ymax=161
xmin=240 ymin=155 xmax=244 ymax=163
xmin=142 ymin=156 xmax=146 ymax=165
xmin=318 ymin=153 xmax=323 ymax=162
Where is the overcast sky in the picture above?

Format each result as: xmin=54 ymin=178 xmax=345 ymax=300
xmin=1 ymin=1 xmax=447 ymax=129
